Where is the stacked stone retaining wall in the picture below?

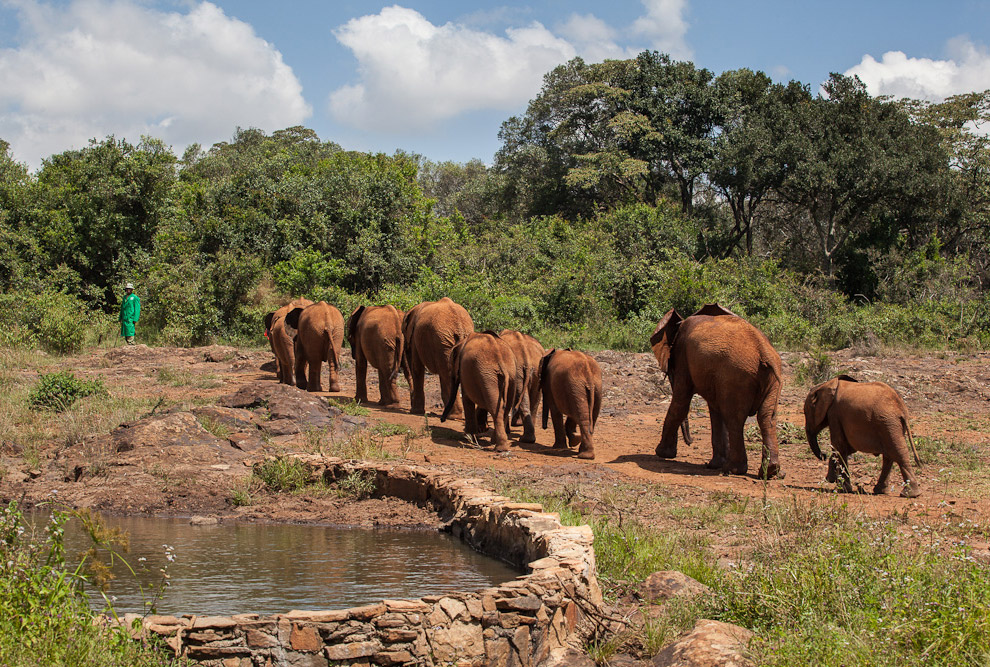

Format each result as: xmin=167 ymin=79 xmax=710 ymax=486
xmin=135 ymin=456 xmax=603 ymax=666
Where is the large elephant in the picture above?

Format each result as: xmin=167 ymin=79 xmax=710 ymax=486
xmin=265 ymin=298 xmax=313 ymax=385
xmin=440 ymin=332 xmax=518 ymax=452
xmin=805 ymin=375 xmax=922 ymax=497
xmin=402 ymin=297 xmax=474 ymax=416
xmin=347 ymin=305 xmax=405 ymax=406
xmin=285 ymin=301 xmax=345 ymax=393
xmin=539 ymin=349 xmax=602 ymax=460
xmin=651 ymin=304 xmax=782 ymax=478
xmin=499 ymin=329 xmax=545 ymax=443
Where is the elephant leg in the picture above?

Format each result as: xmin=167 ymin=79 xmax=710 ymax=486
xmin=354 ymin=356 xmax=369 ymax=403
xmin=756 ymin=400 xmax=781 ymax=479
xmin=475 ymin=409 xmax=490 ymax=434
xmin=439 ymin=366 xmax=463 ymax=419
xmin=409 ymin=357 xmax=426 ymax=415
xmin=723 ymin=413 xmax=748 ymax=476
xmin=517 ymin=383 xmax=534 ymax=442
xmin=307 ymin=358 xmax=323 ymax=393
xmin=707 ymin=409 xmax=728 ymax=470
xmin=564 ymin=417 xmax=580 ymax=449
xmin=327 ymin=356 xmax=341 ymax=393
xmin=492 ymin=405 xmax=510 ymax=453
xmin=874 ymin=455 xmax=893 ymax=495
xmin=550 ymin=406 xmax=567 ymax=449
xmin=576 ymin=421 xmax=595 ymax=460
xmin=377 ymin=367 xmax=399 ymax=407
xmin=895 ymin=457 xmax=921 ymax=498
xmin=463 ymin=396 xmax=479 ymax=435
xmin=831 ymin=438 xmax=855 ymax=493
xmin=294 ymin=343 xmax=308 ymax=389
xmin=656 ymin=385 xmax=693 ymax=459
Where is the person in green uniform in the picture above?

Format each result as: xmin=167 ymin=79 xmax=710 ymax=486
xmin=119 ymin=282 xmax=141 ymax=345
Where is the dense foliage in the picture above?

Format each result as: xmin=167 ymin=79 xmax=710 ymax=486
xmin=0 ymin=53 xmax=988 ymax=351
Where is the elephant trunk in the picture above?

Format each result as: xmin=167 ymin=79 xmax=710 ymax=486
xmin=807 ymin=425 xmax=827 ymax=461
xmin=440 ymin=354 xmax=460 ymax=423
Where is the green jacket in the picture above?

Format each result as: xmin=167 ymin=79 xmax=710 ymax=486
xmin=119 ymin=293 xmax=141 ymax=337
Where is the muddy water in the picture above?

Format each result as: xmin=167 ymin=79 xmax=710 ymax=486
xmin=62 ymin=516 xmax=519 ymax=616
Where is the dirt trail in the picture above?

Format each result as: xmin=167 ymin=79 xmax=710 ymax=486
xmin=2 ymin=343 xmax=989 ymax=532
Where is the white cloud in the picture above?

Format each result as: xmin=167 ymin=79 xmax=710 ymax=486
xmin=328 ymin=6 xmax=576 ymax=131
xmin=0 ymin=0 xmax=311 ymax=169
xmin=845 ymin=36 xmax=990 ymax=101
xmin=631 ymin=0 xmax=691 ymax=60
xmin=329 ymin=1 xmax=692 ymax=133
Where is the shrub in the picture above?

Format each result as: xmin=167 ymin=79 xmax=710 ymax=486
xmin=252 ymin=457 xmax=310 ymax=492
xmin=0 ymin=290 xmax=93 ymax=353
xmin=28 ymin=371 xmax=108 ymax=412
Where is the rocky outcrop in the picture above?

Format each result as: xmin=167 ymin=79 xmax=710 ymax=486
xmin=651 ymin=620 xmax=754 ymax=667
xmin=637 ymin=571 xmax=710 ymax=604
xmin=134 ymin=456 xmax=604 ymax=666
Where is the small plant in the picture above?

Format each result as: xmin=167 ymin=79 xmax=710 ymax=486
xmin=792 ymin=350 xmax=836 ymax=386
xmin=327 ymin=398 xmax=371 ymax=417
xmin=229 ymin=487 xmax=254 ymax=507
xmin=28 ymin=371 xmax=108 ymax=412
xmin=372 ymin=422 xmax=414 ymax=437
xmin=253 ymin=457 xmax=310 ymax=492
xmin=196 ymin=414 xmax=232 ymax=440
xmin=156 ymin=366 xmax=221 ymax=389
xmin=334 ymin=470 xmax=376 ymax=500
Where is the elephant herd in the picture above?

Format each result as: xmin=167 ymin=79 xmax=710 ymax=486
xmin=265 ymin=298 xmax=923 ymax=498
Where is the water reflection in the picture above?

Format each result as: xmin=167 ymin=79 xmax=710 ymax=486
xmin=59 ymin=516 xmax=518 ymax=616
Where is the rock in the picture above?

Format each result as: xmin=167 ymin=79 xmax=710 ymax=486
xmin=203 ymin=346 xmax=237 ymax=363
xmin=112 ymin=412 xmax=223 ymax=453
xmin=228 ymin=432 xmax=265 ymax=452
xmin=544 ymin=648 xmax=597 ymax=667
xmin=324 ymin=640 xmax=380 ymax=660
xmin=638 ymin=572 xmax=711 ymax=603
xmin=610 ymin=654 xmax=652 ymax=666
xmin=190 ymin=406 xmax=259 ymax=433
xmin=652 ymin=619 xmax=754 ymax=667
xmin=189 ymin=515 xmax=218 ymax=525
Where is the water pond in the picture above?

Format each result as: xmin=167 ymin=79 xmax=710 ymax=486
xmin=59 ymin=515 xmax=519 ymax=616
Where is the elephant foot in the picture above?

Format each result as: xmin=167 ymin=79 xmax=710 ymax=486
xmin=900 ymin=483 xmax=922 ymax=498
xmin=378 ymin=399 xmax=401 ymax=408
xmin=759 ymin=461 xmax=782 ymax=480
xmin=493 ymin=441 xmax=510 ymax=453
xmin=705 ymin=457 xmax=725 ymax=470
xmin=329 ymin=383 xmax=342 ymax=393
xmin=307 ymin=384 xmax=323 ymax=393
xmin=552 ymin=440 xmax=568 ymax=450
xmin=723 ymin=462 xmax=748 ymax=476
xmin=520 ymin=432 xmax=536 ymax=444
xmin=873 ymin=484 xmax=889 ymax=495
xmin=410 ymin=407 xmax=426 ymax=415
xmin=355 ymin=394 xmax=369 ymax=403
xmin=655 ymin=443 xmax=677 ymax=459
xmin=567 ymin=437 xmax=580 ymax=449
xmin=577 ymin=449 xmax=595 ymax=460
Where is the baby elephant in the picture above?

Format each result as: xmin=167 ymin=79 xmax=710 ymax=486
xmin=540 ymin=349 xmax=602 ymax=460
xmin=804 ymin=375 xmax=922 ymax=497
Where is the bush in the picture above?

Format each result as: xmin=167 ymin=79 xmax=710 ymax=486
xmin=0 ymin=502 xmax=182 ymax=666
xmin=28 ymin=371 xmax=108 ymax=412
xmin=0 ymin=290 xmax=94 ymax=353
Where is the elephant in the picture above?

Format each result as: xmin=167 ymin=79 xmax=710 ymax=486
xmin=651 ymin=303 xmax=782 ymax=479
xmin=402 ymin=297 xmax=474 ymax=416
xmin=499 ymin=329 xmax=545 ymax=443
xmin=539 ymin=349 xmax=602 ymax=460
xmin=265 ymin=298 xmax=313 ymax=385
xmin=440 ymin=331 xmax=518 ymax=452
xmin=284 ymin=301 xmax=345 ymax=393
xmin=804 ymin=375 xmax=922 ymax=497
xmin=347 ymin=305 xmax=406 ymax=406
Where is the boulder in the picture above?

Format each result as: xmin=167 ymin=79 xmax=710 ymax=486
xmin=638 ymin=571 xmax=711 ymax=603
xmin=112 ymin=413 xmax=224 ymax=453
xmin=190 ymin=406 xmax=260 ymax=433
xmin=652 ymin=619 xmax=754 ymax=667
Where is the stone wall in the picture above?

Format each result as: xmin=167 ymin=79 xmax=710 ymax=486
xmin=135 ymin=456 xmax=603 ymax=666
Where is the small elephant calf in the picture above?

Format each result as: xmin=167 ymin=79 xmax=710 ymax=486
xmin=804 ymin=375 xmax=922 ymax=497
xmin=540 ymin=349 xmax=602 ymax=460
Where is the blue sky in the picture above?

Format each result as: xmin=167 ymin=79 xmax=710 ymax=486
xmin=1 ymin=0 xmax=989 ymax=169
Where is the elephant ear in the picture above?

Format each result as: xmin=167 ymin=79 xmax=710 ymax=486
xmin=348 ymin=306 xmax=366 ymax=360
xmin=284 ymin=307 xmax=305 ymax=331
xmin=810 ymin=377 xmax=842 ymax=431
xmin=481 ymin=329 xmax=501 ymax=338
xmin=691 ymin=303 xmax=737 ymax=318
xmin=540 ymin=349 xmax=556 ymax=429
xmin=264 ymin=312 xmax=275 ymax=336
xmin=649 ymin=309 xmax=682 ymax=374
xmin=836 ymin=374 xmax=858 ymax=382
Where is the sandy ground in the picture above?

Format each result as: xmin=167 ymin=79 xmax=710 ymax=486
xmin=2 ymin=343 xmax=988 ymax=539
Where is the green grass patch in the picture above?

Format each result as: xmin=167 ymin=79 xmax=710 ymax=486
xmin=155 ymin=366 xmax=221 ymax=389
xmin=252 ymin=457 xmax=311 ymax=492
xmin=327 ymin=398 xmax=371 ymax=417
xmin=195 ymin=414 xmax=231 ymax=440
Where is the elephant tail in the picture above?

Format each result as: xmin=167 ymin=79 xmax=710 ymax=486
xmin=588 ymin=383 xmax=600 ymax=434
xmin=323 ymin=329 xmax=339 ymax=375
xmin=902 ymin=415 xmax=922 ymax=469
xmin=540 ymin=350 xmax=555 ymax=430
xmin=389 ymin=333 xmax=404 ymax=384
xmin=440 ymin=342 xmax=463 ymax=423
